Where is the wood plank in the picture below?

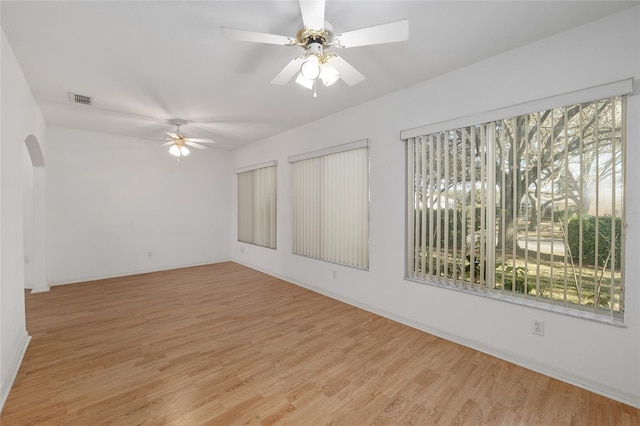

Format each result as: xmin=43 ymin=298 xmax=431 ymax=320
xmin=1 ymin=262 xmax=637 ymax=424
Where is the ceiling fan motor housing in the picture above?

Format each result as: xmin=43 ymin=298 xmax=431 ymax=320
xmin=297 ymin=27 xmax=333 ymax=48
xmin=306 ymin=42 xmax=323 ymax=56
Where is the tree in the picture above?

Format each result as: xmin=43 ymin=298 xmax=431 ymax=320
xmin=492 ymin=98 xmax=623 ymax=251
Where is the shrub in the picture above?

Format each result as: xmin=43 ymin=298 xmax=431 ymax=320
xmin=567 ymin=214 xmax=622 ymax=269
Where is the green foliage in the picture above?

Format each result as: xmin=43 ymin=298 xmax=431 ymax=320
xmin=544 ymin=206 xmax=579 ymax=222
xmin=567 ymin=214 xmax=622 ymax=269
xmin=586 ymin=291 xmax=611 ymax=310
xmin=500 ymin=265 xmax=533 ymax=294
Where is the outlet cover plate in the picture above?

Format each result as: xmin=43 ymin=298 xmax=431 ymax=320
xmin=532 ymin=320 xmax=545 ymax=336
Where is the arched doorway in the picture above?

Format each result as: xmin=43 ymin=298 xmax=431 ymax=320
xmin=23 ymin=135 xmax=48 ymax=293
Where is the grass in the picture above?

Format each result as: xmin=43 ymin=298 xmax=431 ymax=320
xmin=414 ymin=218 xmax=623 ymax=313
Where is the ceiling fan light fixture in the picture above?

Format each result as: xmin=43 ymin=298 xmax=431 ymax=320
xmin=168 ymin=144 xmax=190 ymax=157
xmin=162 ymin=122 xmax=214 ymax=157
xmin=300 ymin=57 xmax=321 ymax=80
xmin=320 ymin=62 xmax=340 ymax=86
xmin=295 ymin=73 xmax=314 ymax=90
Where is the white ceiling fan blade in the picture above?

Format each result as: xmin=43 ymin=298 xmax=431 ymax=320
xmin=329 ymin=56 xmax=365 ymax=86
xmin=271 ymin=57 xmax=305 ymax=85
xmin=185 ymin=141 xmax=207 ymax=150
xmin=161 ymin=141 xmax=173 ymax=147
xmin=187 ymin=138 xmax=216 ymax=143
xmin=334 ymin=19 xmax=409 ymax=48
xmin=299 ymin=0 xmax=325 ymax=31
xmin=221 ymin=27 xmax=295 ymax=46
xmin=166 ymin=132 xmax=178 ymax=138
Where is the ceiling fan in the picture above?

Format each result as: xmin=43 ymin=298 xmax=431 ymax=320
xmin=161 ymin=119 xmax=216 ymax=158
xmin=221 ymin=0 xmax=409 ymax=96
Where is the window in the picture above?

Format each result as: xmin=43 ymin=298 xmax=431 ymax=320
xmin=289 ymin=140 xmax=369 ymax=269
xmin=405 ymin=95 xmax=626 ymax=320
xmin=236 ymin=162 xmax=277 ymax=249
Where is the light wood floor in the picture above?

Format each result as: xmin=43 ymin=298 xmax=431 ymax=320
xmin=1 ymin=262 xmax=638 ymax=425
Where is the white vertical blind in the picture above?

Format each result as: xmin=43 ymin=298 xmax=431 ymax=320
xmin=290 ymin=142 xmax=369 ymax=269
xmin=236 ymin=164 xmax=277 ymax=249
xmin=405 ymin=95 xmax=626 ymax=320
xmin=237 ymin=171 xmax=255 ymax=244
xmin=292 ymin=157 xmax=321 ymax=259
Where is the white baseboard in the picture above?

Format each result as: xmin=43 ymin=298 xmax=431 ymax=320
xmin=0 ymin=333 xmax=31 ymax=413
xmin=48 ymin=258 xmax=231 ymax=287
xmin=232 ymin=259 xmax=640 ymax=409
xmin=30 ymin=284 xmax=50 ymax=293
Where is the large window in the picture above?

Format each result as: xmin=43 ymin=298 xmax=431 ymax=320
xmin=236 ymin=162 xmax=277 ymax=249
xmin=289 ymin=140 xmax=369 ymax=269
xmin=405 ymin=95 xmax=626 ymax=320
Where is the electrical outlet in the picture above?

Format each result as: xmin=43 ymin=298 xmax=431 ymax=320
xmin=532 ymin=320 xmax=545 ymax=336
xmin=240 ymin=245 xmax=245 ymax=253
xmin=332 ymin=270 xmax=337 ymax=279
xmin=148 ymin=251 xmax=153 ymax=258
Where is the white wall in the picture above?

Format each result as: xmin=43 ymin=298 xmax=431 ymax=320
xmin=231 ymin=9 xmax=640 ymax=406
xmin=0 ymin=28 xmax=46 ymax=409
xmin=22 ymin=144 xmax=34 ymax=288
xmin=46 ymin=127 xmax=232 ymax=285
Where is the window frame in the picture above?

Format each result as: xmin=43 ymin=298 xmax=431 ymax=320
xmin=402 ymin=79 xmax=633 ymax=325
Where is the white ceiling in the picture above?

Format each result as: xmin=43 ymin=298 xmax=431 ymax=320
xmin=2 ymin=1 xmax=637 ymax=149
